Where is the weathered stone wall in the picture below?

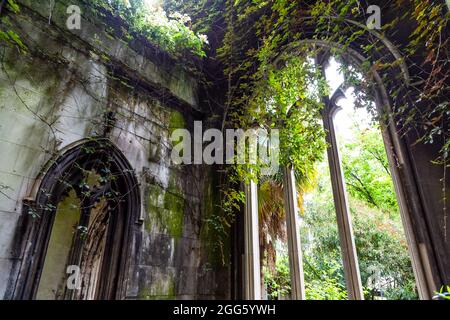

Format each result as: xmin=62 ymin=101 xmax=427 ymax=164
xmin=0 ymin=0 xmax=229 ymax=299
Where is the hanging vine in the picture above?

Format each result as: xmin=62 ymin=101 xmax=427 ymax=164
xmin=84 ymin=0 xmax=209 ymax=57
xmin=203 ymin=0 xmax=450 ymax=263
xmin=0 ymin=0 xmax=27 ymax=52
xmin=1 ymin=0 xmax=449 ymax=266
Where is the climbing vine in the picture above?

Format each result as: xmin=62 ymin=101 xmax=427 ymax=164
xmin=84 ymin=0 xmax=209 ymax=57
xmin=217 ymin=0 xmax=449 ymax=164
xmin=199 ymin=0 xmax=450 ymax=263
xmin=0 ymin=0 xmax=27 ymax=52
xmin=1 ymin=0 xmax=449 ymax=270
xmin=0 ymin=0 xmax=208 ymax=58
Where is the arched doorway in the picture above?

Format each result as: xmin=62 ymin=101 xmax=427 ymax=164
xmin=13 ymin=139 xmax=140 ymax=300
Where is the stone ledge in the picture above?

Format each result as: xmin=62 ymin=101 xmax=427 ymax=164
xmin=15 ymin=0 xmax=200 ymax=111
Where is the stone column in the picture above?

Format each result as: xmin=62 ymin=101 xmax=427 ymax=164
xmin=244 ymin=180 xmax=261 ymax=300
xmin=322 ymin=99 xmax=364 ymax=300
xmin=282 ymin=166 xmax=306 ymax=300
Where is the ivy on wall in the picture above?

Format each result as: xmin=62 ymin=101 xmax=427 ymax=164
xmin=207 ymin=0 xmax=449 ymax=263
xmin=0 ymin=0 xmax=27 ymax=52
xmin=1 ymin=0 xmax=449 ymax=267
xmin=85 ymin=0 xmax=209 ymax=57
xmin=0 ymin=0 xmax=208 ymax=58
xmin=216 ymin=0 xmax=449 ymax=165
xmin=147 ymin=0 xmax=449 ymax=265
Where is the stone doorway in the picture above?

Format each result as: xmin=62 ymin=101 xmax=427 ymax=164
xmin=12 ymin=139 xmax=141 ymax=300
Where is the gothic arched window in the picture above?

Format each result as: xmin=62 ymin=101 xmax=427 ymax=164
xmin=14 ymin=139 xmax=140 ymax=300
xmin=242 ymin=52 xmax=421 ymax=301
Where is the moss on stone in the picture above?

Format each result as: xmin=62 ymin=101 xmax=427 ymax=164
xmin=163 ymin=192 xmax=184 ymax=238
xmin=138 ymin=273 xmax=176 ymax=300
xmin=169 ymin=110 xmax=186 ymax=134
xmin=200 ymin=170 xmax=231 ymax=267
xmin=145 ymin=175 xmax=185 ymax=239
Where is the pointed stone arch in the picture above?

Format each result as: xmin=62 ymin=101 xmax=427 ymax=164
xmin=270 ymin=36 xmax=439 ymax=299
xmin=11 ymin=138 xmax=141 ymax=300
xmin=237 ymin=14 xmax=443 ymax=297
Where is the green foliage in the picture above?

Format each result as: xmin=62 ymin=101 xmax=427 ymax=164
xmin=197 ymin=0 xmax=450 ymax=162
xmin=200 ymin=173 xmax=234 ymax=267
xmin=436 ymin=286 xmax=450 ymax=300
xmin=265 ymin=121 xmax=418 ymax=300
xmin=1 ymin=0 xmax=207 ymax=59
xmin=304 ymin=259 xmax=348 ymax=301
xmin=304 ymin=120 xmax=417 ymax=299
xmin=264 ymin=256 xmax=291 ymax=300
xmin=351 ymin=199 xmax=417 ymax=300
xmin=308 ymin=0 xmax=450 ymax=164
xmin=0 ymin=0 xmax=27 ymax=53
xmin=341 ymin=126 xmax=399 ymax=213
xmin=5 ymin=0 xmax=19 ymax=13
xmin=265 ymin=250 xmax=348 ymax=300
xmin=3 ymin=0 xmax=447 ymax=278
xmin=266 ymin=162 xmax=417 ymax=300
xmin=219 ymin=55 xmax=329 ymax=249
xmin=188 ymin=0 xmax=449 ymax=269
xmin=163 ymin=0 xmax=226 ymax=36
xmin=86 ymin=0 xmax=208 ymax=57
xmin=255 ymin=57 xmax=328 ymax=174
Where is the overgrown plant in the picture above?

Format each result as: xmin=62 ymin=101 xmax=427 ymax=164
xmin=0 ymin=0 xmax=27 ymax=52
xmin=209 ymin=0 xmax=450 ymax=266
xmin=86 ymin=0 xmax=209 ymax=57
xmin=435 ymin=285 xmax=450 ymax=300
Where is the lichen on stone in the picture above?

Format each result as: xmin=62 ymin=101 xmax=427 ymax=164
xmin=146 ymin=179 xmax=185 ymax=239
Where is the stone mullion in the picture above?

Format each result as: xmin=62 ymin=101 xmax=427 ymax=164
xmin=243 ymin=180 xmax=261 ymax=300
xmin=282 ymin=166 xmax=306 ymax=300
xmin=322 ymin=100 xmax=364 ymax=300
